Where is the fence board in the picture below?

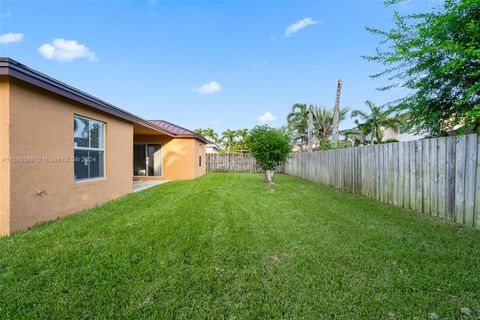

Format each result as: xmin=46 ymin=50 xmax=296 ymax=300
xmin=388 ymin=143 xmax=394 ymax=204
xmin=409 ymin=142 xmax=416 ymax=210
xmin=430 ymin=138 xmax=438 ymax=216
xmin=398 ymin=142 xmax=404 ymax=208
xmin=437 ymin=137 xmax=447 ymax=219
xmin=423 ymin=139 xmax=430 ymax=214
xmin=465 ymin=134 xmax=477 ymax=227
xmin=415 ymin=141 xmax=423 ymax=213
xmin=476 ymin=136 xmax=480 ymax=229
xmin=403 ymin=142 xmax=410 ymax=209
xmin=455 ymin=136 xmax=466 ymax=223
xmin=446 ymin=136 xmax=456 ymax=221
xmin=392 ymin=143 xmax=398 ymax=206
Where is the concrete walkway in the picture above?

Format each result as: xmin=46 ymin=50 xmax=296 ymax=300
xmin=133 ymin=180 xmax=169 ymax=193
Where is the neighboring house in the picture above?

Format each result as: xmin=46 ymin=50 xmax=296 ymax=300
xmin=342 ymin=125 xmax=425 ymax=144
xmin=381 ymin=127 xmax=425 ymax=142
xmin=0 ymin=58 xmax=207 ymax=236
xmin=206 ymin=140 xmax=222 ymax=154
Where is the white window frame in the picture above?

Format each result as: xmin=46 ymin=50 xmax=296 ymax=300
xmin=74 ymin=115 xmax=106 ymax=182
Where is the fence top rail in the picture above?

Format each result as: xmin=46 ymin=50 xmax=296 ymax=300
xmin=290 ymin=134 xmax=476 ymax=155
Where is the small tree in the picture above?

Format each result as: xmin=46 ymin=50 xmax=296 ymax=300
xmin=246 ymin=125 xmax=291 ymax=186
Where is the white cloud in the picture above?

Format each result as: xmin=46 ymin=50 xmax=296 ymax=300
xmin=38 ymin=39 xmax=97 ymax=62
xmin=195 ymin=81 xmax=222 ymax=95
xmin=284 ymin=18 xmax=318 ymax=37
xmin=0 ymin=32 xmax=23 ymax=45
xmin=257 ymin=112 xmax=276 ymax=123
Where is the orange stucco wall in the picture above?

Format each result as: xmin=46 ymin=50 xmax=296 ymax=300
xmin=3 ymin=79 xmax=133 ymax=234
xmin=0 ymin=78 xmax=10 ymax=236
xmin=134 ymin=135 xmax=206 ymax=181
xmin=0 ymin=77 xmax=206 ymax=236
xmin=195 ymin=140 xmax=206 ymax=177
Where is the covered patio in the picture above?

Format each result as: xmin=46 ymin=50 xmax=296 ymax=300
xmin=132 ymin=120 xmax=208 ymax=182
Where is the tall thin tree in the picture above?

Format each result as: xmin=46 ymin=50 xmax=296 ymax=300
xmin=307 ymin=105 xmax=314 ymax=152
xmin=331 ymin=79 xmax=343 ymax=143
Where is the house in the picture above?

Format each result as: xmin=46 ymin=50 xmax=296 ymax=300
xmin=380 ymin=127 xmax=426 ymax=142
xmin=342 ymin=124 xmax=425 ymax=145
xmin=0 ymin=58 xmax=207 ymax=236
xmin=206 ymin=140 xmax=222 ymax=154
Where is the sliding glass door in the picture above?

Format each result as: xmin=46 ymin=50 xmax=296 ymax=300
xmin=133 ymin=144 xmax=162 ymax=176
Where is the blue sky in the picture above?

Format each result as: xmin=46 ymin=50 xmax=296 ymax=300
xmin=0 ymin=0 xmax=438 ymax=133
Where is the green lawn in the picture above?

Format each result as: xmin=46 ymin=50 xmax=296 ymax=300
xmin=1 ymin=174 xmax=479 ymax=319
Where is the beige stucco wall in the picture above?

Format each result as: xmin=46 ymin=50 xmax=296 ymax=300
xmin=382 ymin=127 xmax=425 ymax=142
xmin=5 ymin=79 xmax=133 ymax=234
xmin=134 ymin=135 xmax=206 ymax=181
xmin=0 ymin=78 xmax=10 ymax=236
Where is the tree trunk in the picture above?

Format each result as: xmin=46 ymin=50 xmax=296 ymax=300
xmin=307 ymin=107 xmax=313 ymax=152
xmin=331 ymin=79 xmax=343 ymax=143
xmin=264 ymin=170 xmax=275 ymax=190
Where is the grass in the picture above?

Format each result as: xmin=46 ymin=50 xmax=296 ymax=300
xmin=1 ymin=173 xmax=480 ymax=319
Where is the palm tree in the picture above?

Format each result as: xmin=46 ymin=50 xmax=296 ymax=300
xmin=286 ymin=103 xmax=309 ymax=150
xmin=342 ymin=121 xmax=370 ymax=146
xmin=311 ymin=105 xmax=349 ymax=143
xmin=235 ymin=128 xmax=249 ymax=151
xmin=194 ymin=128 xmax=206 ymax=136
xmin=222 ymin=129 xmax=237 ymax=153
xmin=350 ymin=101 xmax=402 ymax=145
xmin=195 ymin=128 xmax=220 ymax=143
xmin=204 ymin=128 xmax=219 ymax=143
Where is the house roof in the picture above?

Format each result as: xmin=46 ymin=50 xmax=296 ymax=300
xmin=0 ymin=57 xmax=206 ymax=143
xmin=148 ymin=120 xmax=208 ymax=143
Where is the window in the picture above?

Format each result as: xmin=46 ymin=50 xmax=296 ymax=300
xmin=199 ymin=155 xmax=202 ymax=167
xmin=74 ymin=115 xmax=105 ymax=181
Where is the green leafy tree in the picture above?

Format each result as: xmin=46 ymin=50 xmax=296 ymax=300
xmin=246 ymin=125 xmax=291 ymax=185
xmin=351 ymin=100 xmax=403 ymax=144
xmin=364 ymin=0 xmax=480 ymax=135
xmin=286 ymin=103 xmax=309 ymax=150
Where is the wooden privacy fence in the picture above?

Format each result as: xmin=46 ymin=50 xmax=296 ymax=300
xmin=285 ymin=134 xmax=480 ymax=228
xmin=206 ymin=153 xmax=285 ymax=173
